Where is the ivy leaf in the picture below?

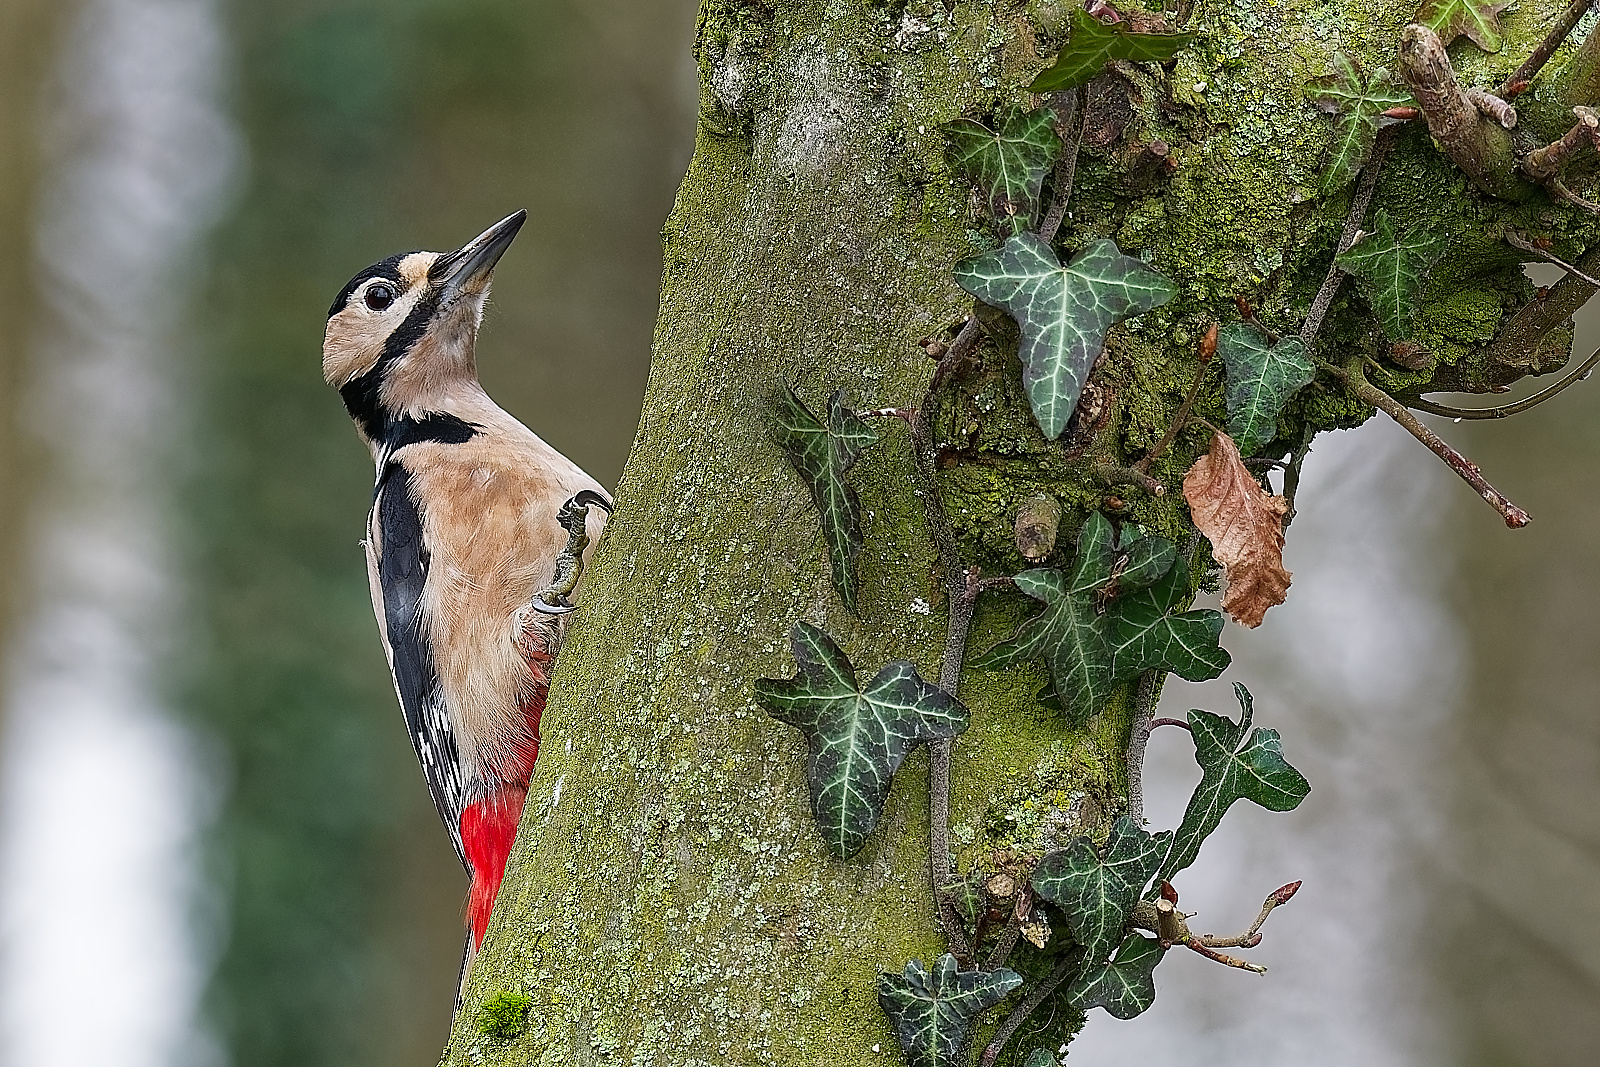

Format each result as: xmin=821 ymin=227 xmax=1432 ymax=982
xmin=1158 ymin=683 xmax=1311 ymax=883
xmin=1217 ymin=323 xmax=1314 ymax=456
xmin=878 ymin=955 xmax=1023 ymax=1067
xmin=1416 ymin=0 xmax=1512 ymax=52
xmin=1067 ymin=933 xmax=1164 ymax=1019
xmin=944 ymin=107 xmax=1063 ymax=233
xmin=970 ymin=514 xmax=1117 ymax=724
xmin=1063 ymin=510 xmax=1116 ymax=594
xmin=1031 ymin=816 xmax=1172 ymax=966
xmin=944 ymin=873 xmax=988 ymax=925
xmin=1305 ymin=53 xmax=1415 ymax=192
xmin=1030 ymin=7 xmax=1195 ymax=93
xmin=955 ymin=234 xmax=1177 ymax=439
xmin=755 ymin=622 xmax=969 ymax=859
xmin=1022 ymin=1051 xmax=1057 ymax=1067
xmin=771 ymin=385 xmax=879 ymax=611
xmin=1115 ymin=526 xmax=1176 ymax=591
xmin=1335 ymin=209 xmax=1447 ymax=340
xmin=1107 ymin=549 xmax=1231 ymax=684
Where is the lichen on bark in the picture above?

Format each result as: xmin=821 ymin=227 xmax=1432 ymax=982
xmin=444 ymin=1 xmax=1600 ymax=1063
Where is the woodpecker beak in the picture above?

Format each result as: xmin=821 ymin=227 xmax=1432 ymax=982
xmin=429 ymin=210 xmax=528 ymax=300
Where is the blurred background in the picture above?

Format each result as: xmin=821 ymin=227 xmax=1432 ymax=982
xmin=0 ymin=2 xmax=1594 ymax=1066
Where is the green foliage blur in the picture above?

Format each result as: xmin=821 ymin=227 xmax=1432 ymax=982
xmin=186 ymin=1 xmax=694 ymax=1062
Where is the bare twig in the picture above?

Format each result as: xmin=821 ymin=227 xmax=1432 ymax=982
xmin=1149 ymin=717 xmax=1191 ymax=730
xmin=1505 ymin=230 xmax=1600 ymax=288
xmin=1466 ymin=88 xmax=1517 ymax=128
xmin=929 ymin=314 xmax=985 ymax=397
xmin=1409 ymin=343 xmax=1600 ymax=419
xmin=1124 ymin=670 xmax=1162 ymax=824
xmin=1038 ymin=87 xmax=1087 ymax=244
xmin=1281 ymin=425 xmax=1314 ymax=526
xmin=1550 ymin=175 xmax=1600 ymax=216
xmin=1132 ymin=881 xmax=1301 ymax=975
xmin=1094 ymin=462 xmax=1166 ymax=496
xmin=1184 ymin=939 xmax=1268 ymax=973
xmin=1496 ymin=0 xmax=1596 ymax=98
xmin=1194 ymin=880 xmax=1302 ymax=949
xmin=979 ymin=956 xmax=1078 ymax=1067
xmin=1234 ymin=296 xmax=1280 ymax=342
xmin=1135 ymin=323 xmax=1217 ymax=472
xmin=1325 ymin=359 xmax=1531 ymax=527
xmin=1300 ymin=131 xmax=1393 ymax=345
xmin=1398 ymin=23 xmax=1534 ymax=200
xmin=1523 ymin=106 xmax=1600 ymax=180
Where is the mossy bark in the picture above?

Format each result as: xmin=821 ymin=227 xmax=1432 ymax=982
xmin=444 ymin=1 xmax=1598 ymax=1063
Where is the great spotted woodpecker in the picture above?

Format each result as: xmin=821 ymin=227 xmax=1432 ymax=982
xmin=322 ymin=211 xmax=609 ymax=976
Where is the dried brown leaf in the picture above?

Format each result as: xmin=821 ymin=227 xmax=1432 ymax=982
xmin=1182 ymin=433 xmax=1291 ymax=628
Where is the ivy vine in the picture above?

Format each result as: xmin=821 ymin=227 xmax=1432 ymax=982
xmin=749 ymin=0 xmax=1600 ymax=1062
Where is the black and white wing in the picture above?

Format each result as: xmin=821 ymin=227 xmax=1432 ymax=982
xmin=368 ymin=458 xmax=466 ymax=866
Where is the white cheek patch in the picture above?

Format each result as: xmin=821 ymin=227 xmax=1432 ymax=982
xmin=322 ymin=281 xmax=429 ymax=386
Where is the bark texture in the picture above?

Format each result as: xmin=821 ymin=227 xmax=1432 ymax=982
xmin=444 ymin=1 xmax=1597 ymax=1062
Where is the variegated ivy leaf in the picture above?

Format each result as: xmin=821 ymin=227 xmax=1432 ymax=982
xmin=1030 ymin=7 xmax=1195 ymax=93
xmin=970 ymin=513 xmax=1116 ymax=724
xmin=944 ymin=872 xmax=987 ymax=925
xmin=1217 ymin=322 xmax=1315 ymax=456
xmin=771 ymin=384 xmax=878 ymax=611
xmin=956 ymin=235 xmax=1177 ymax=439
xmin=878 ymin=955 xmax=1023 ymax=1067
xmin=1158 ymin=683 xmax=1311 ymax=883
xmin=1067 ymin=932 xmax=1164 ymax=1019
xmin=943 ymin=106 xmax=1063 ymax=233
xmin=1416 ymin=0 xmax=1512 ymax=52
xmin=1031 ymin=816 xmax=1172 ymax=966
xmin=1335 ymin=209 xmax=1447 ymax=340
xmin=1106 ymin=541 xmax=1230 ymax=684
xmin=755 ymin=622 xmax=968 ymax=859
xmin=1305 ymin=53 xmax=1415 ymax=193
xmin=1116 ymin=525 xmax=1176 ymax=591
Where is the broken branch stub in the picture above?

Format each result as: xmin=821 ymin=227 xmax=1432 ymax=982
xmin=1398 ymin=22 xmax=1534 ymax=200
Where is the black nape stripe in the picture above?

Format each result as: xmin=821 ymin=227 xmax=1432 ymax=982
xmin=327 ymin=252 xmax=411 ymax=318
xmin=386 ymin=412 xmax=478 ymax=450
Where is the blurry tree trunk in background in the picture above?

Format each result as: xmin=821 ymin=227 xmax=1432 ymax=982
xmin=1442 ymin=311 xmax=1600 ymax=1066
xmin=443 ymin=0 xmax=1600 ymax=1064
xmin=0 ymin=0 xmax=71 ymax=664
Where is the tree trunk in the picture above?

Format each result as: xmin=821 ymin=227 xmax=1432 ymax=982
xmin=0 ymin=0 xmax=69 ymax=660
xmin=445 ymin=0 xmax=1595 ymax=1062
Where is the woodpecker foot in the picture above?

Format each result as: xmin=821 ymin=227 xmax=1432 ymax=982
xmin=529 ymin=491 xmax=612 ymax=615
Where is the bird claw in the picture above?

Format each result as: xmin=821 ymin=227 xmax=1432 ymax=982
xmin=528 ymin=595 xmax=579 ymax=616
xmin=528 ymin=491 xmax=612 ymax=615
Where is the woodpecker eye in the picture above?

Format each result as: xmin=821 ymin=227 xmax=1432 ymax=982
xmin=365 ymin=283 xmax=396 ymax=311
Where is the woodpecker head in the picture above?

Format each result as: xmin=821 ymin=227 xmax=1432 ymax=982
xmin=324 ymin=210 xmax=527 ymax=441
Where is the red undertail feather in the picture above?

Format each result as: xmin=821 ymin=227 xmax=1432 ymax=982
xmin=461 ymin=786 xmax=527 ymax=948
xmin=459 ymin=636 xmax=556 ymax=947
